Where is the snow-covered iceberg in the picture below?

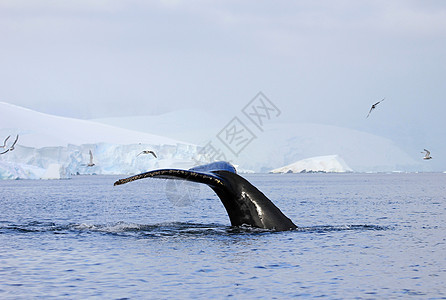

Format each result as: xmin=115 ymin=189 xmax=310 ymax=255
xmin=0 ymin=162 xmax=68 ymax=180
xmin=0 ymin=161 xmax=47 ymax=180
xmin=0 ymin=102 xmax=200 ymax=179
xmin=270 ymin=155 xmax=353 ymax=173
xmin=0 ymin=102 xmax=184 ymax=148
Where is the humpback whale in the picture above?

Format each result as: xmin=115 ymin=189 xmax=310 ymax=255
xmin=114 ymin=161 xmax=297 ymax=231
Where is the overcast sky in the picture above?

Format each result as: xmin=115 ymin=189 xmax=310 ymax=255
xmin=1 ymin=0 xmax=446 ymax=169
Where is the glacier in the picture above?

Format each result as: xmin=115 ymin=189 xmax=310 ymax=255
xmin=0 ymin=143 xmax=200 ymax=180
xmin=1 ymin=101 xmax=422 ymax=179
xmin=0 ymin=102 xmax=200 ymax=179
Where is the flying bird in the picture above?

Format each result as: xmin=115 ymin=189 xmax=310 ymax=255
xmin=8 ymin=135 xmax=19 ymax=151
xmin=137 ymin=150 xmax=157 ymax=158
xmin=1 ymin=135 xmax=10 ymax=148
xmin=421 ymin=149 xmax=432 ymax=160
xmin=87 ymin=150 xmax=95 ymax=167
xmin=0 ymin=135 xmax=18 ymax=155
xmin=366 ymin=98 xmax=385 ymax=118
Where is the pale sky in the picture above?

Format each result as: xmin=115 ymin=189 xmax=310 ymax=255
xmin=1 ymin=0 xmax=445 ymax=169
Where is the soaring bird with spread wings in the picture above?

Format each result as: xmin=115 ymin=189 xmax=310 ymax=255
xmin=137 ymin=150 xmax=157 ymax=158
xmin=1 ymin=135 xmax=10 ymax=148
xmin=421 ymin=149 xmax=432 ymax=160
xmin=366 ymin=98 xmax=385 ymax=118
xmin=9 ymin=135 xmax=19 ymax=151
xmin=0 ymin=135 xmax=19 ymax=155
xmin=87 ymin=150 xmax=95 ymax=166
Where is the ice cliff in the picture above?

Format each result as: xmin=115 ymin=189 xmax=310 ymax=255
xmin=0 ymin=102 xmax=199 ymax=179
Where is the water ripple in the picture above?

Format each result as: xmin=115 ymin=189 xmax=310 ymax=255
xmin=0 ymin=221 xmax=388 ymax=238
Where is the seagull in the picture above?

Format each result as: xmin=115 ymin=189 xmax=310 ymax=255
xmin=87 ymin=150 xmax=95 ymax=166
xmin=0 ymin=135 xmax=18 ymax=155
xmin=421 ymin=149 xmax=432 ymax=160
xmin=8 ymin=135 xmax=19 ymax=151
xmin=137 ymin=150 xmax=157 ymax=158
xmin=1 ymin=135 xmax=10 ymax=148
xmin=366 ymin=98 xmax=385 ymax=118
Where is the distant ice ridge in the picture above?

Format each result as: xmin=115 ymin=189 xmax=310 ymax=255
xmin=0 ymin=101 xmax=184 ymax=148
xmin=95 ymin=109 xmax=421 ymax=173
xmin=270 ymin=155 xmax=353 ymax=173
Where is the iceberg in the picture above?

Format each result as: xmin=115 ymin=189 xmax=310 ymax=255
xmin=0 ymin=102 xmax=200 ymax=179
xmin=0 ymin=161 xmax=47 ymax=180
xmin=0 ymin=101 xmax=423 ymax=179
xmin=95 ymin=110 xmax=421 ymax=173
xmin=0 ymin=142 xmax=200 ymax=180
xmin=41 ymin=163 xmax=67 ymax=180
xmin=0 ymin=102 xmax=184 ymax=148
xmin=270 ymin=155 xmax=353 ymax=173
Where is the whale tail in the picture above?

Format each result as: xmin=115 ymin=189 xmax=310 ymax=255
xmin=114 ymin=162 xmax=297 ymax=231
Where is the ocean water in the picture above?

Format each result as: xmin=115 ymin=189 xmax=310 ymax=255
xmin=1 ymin=173 xmax=445 ymax=299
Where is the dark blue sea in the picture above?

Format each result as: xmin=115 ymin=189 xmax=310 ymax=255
xmin=1 ymin=173 xmax=445 ymax=299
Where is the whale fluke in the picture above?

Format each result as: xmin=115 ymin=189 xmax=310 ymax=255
xmin=114 ymin=162 xmax=297 ymax=231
